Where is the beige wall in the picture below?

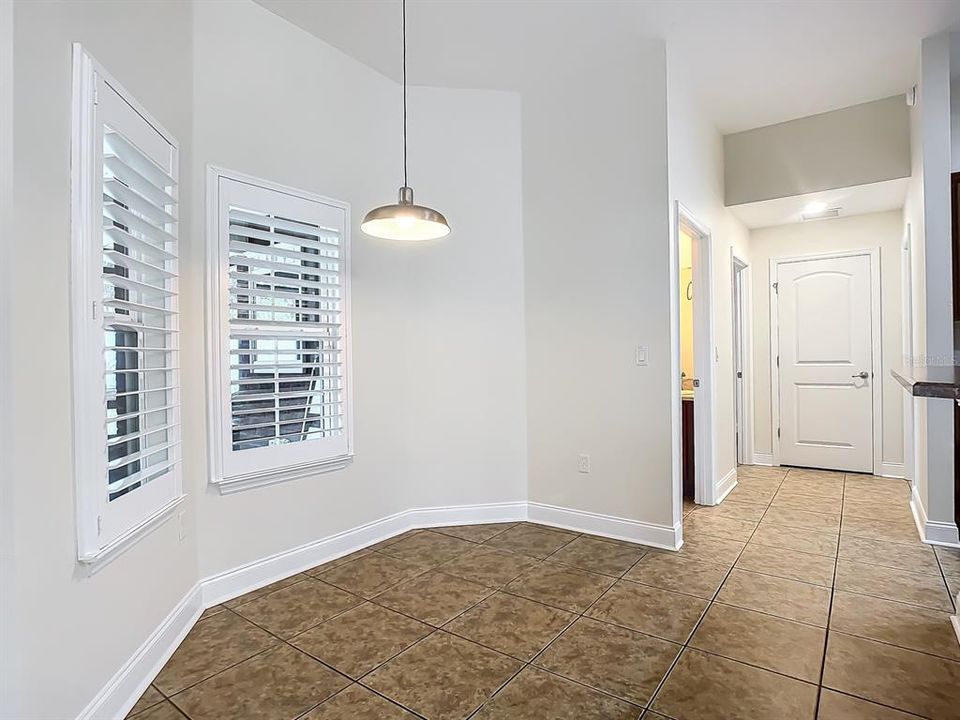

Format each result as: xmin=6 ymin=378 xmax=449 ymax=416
xmin=725 ymin=96 xmax=911 ymax=206
xmin=8 ymin=2 xmax=198 ymax=717
xmin=749 ymin=211 xmax=905 ymax=473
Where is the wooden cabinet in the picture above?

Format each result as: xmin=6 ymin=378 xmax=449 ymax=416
xmin=682 ymin=397 xmax=695 ymax=499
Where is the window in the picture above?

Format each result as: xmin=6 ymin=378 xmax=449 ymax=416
xmin=207 ymin=169 xmax=352 ymax=492
xmin=71 ymin=46 xmax=182 ymax=563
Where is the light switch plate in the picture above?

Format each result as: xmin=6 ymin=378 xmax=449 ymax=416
xmin=635 ymin=345 xmax=648 ymax=366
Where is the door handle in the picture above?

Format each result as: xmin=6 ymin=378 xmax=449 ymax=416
xmin=851 ymin=371 xmax=869 ymax=379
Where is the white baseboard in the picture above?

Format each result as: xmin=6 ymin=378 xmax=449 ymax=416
xmin=527 ymin=501 xmax=680 ymax=551
xmin=202 ymin=501 xmax=528 ymax=607
xmin=83 ymin=498 xmax=680 ymax=719
xmin=715 ymin=467 xmax=738 ymax=504
xmin=751 ymin=452 xmax=774 ymax=466
xmin=77 ymin=583 xmax=203 ymax=720
xmin=910 ymin=485 xmax=960 ymax=547
xmin=951 ymin=614 xmax=960 ymax=649
xmin=878 ymin=461 xmax=905 ymax=479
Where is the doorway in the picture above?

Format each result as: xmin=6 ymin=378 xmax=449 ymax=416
xmin=671 ymin=202 xmax=716 ymax=524
xmin=732 ymin=255 xmax=752 ymax=466
xmin=770 ymin=249 xmax=881 ymax=473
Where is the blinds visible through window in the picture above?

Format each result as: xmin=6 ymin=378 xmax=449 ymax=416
xmin=102 ymin=128 xmax=180 ymax=501
xmin=208 ymin=172 xmax=352 ymax=489
xmin=227 ymin=208 xmax=344 ymax=451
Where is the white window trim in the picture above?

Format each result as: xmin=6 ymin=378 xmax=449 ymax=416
xmin=205 ymin=166 xmax=354 ymax=494
xmin=70 ymin=44 xmax=184 ymax=570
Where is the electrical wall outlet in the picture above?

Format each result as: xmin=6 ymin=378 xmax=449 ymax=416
xmin=635 ymin=345 xmax=648 ymax=366
xmin=577 ymin=454 xmax=591 ymax=473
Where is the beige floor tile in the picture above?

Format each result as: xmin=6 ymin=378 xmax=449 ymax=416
xmin=222 ymin=574 xmax=310 ymax=609
xmin=623 ymin=552 xmax=729 ymax=599
xmin=302 ymin=684 xmax=418 ymax=719
xmin=154 ymin=611 xmax=280 ymax=695
xmin=377 ymin=531 xmax=478 ymax=566
xmin=817 ymin=689 xmax=924 ymax=720
xmin=689 ymin=603 xmax=825 ymax=682
xmin=362 ymin=632 xmax=522 ymax=720
xmin=841 ymin=514 xmax=921 ymax=544
xmin=437 ymin=547 xmax=540 ymax=588
xmin=735 ymin=542 xmax=835 ymax=586
xmin=673 ymin=533 xmax=746 ymax=567
xmin=546 ymin=535 xmax=647 ymax=576
xmin=432 ymin=522 xmax=517 ymax=543
xmin=365 ymin=530 xmax=423 ymax=552
xmin=762 ymin=506 xmax=840 ymax=533
xmin=750 ymin=522 xmax=838 ymax=557
xmin=373 ymin=570 xmax=492 ymax=626
xmin=835 ymin=560 xmax=953 ymax=611
xmin=823 ymin=632 xmax=960 ymax=719
xmin=473 ymin=666 xmax=641 ymax=720
xmin=485 ymin=524 xmax=578 ymax=559
xmin=171 ymin=645 xmax=348 ymax=720
xmin=715 ymin=568 xmax=831 ymax=626
xmin=129 ymin=703 xmax=188 ymax=720
xmin=693 ymin=500 xmax=767 ymax=522
xmin=936 ymin=546 xmax=960 ymax=576
xmin=775 ymin=483 xmax=844 ymax=501
xmin=770 ymin=492 xmax=841 ymax=515
xmin=444 ymin=591 xmax=575 ymax=661
xmin=736 ymin=465 xmax=788 ymax=481
xmin=534 ymin=617 xmax=681 ymax=705
xmin=197 ymin=606 xmax=226 ymax=621
xmin=290 ymin=602 xmax=432 ymax=678
xmin=319 ymin=552 xmax=429 ymax=599
xmin=830 ymin=590 xmax=960 ymax=661
xmin=126 ymin=686 xmax=164 ymax=718
xmin=233 ymin=578 xmax=362 ymax=639
xmin=725 ymin=483 xmax=778 ymax=505
xmin=651 ymin=648 xmax=818 ymax=720
xmin=843 ymin=486 xmax=912 ymax=508
xmin=683 ymin=513 xmax=757 ymax=542
xmin=841 ymin=499 xmax=915 ymax=524
xmin=838 ymin=534 xmax=941 ymax=575
xmin=504 ymin=562 xmax=614 ymax=612
xmin=787 ymin=468 xmax=845 ymax=481
xmin=585 ymin=580 xmax=708 ymax=642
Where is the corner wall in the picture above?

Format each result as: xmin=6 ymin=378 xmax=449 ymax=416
xmin=523 ymin=34 xmax=674 ymax=533
xmin=666 ymin=49 xmax=751 ymax=506
xmin=8 ymin=2 xmax=198 ymax=717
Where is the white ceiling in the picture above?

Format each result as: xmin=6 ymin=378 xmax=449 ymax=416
xmin=254 ymin=0 xmax=960 ymax=134
xmin=727 ymin=177 xmax=910 ymax=230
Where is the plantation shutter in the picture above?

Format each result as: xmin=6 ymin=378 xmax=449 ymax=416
xmin=72 ymin=49 xmax=183 ymax=562
xmin=212 ymin=176 xmax=351 ymax=485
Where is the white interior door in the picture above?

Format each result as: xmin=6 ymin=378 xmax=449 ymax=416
xmin=776 ymin=253 xmax=874 ymax=473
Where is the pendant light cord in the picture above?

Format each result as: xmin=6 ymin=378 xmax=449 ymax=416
xmin=402 ymin=0 xmax=408 ymax=188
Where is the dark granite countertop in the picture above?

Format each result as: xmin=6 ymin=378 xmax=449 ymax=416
xmin=891 ymin=367 xmax=960 ymax=400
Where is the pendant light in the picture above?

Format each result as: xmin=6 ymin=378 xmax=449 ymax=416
xmin=361 ymin=0 xmax=451 ymax=241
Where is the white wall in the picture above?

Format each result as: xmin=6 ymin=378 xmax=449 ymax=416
xmin=7 ymin=2 xmax=198 ymax=717
xmin=748 ymin=211 xmax=905 ymax=475
xmin=666 ymin=49 xmax=751 ymax=503
xmin=724 ymin=96 xmax=911 ymax=206
xmin=192 ymin=0 xmax=526 ymax=578
xmin=523 ymin=34 xmax=674 ymax=528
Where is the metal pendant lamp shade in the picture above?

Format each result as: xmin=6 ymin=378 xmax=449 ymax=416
xmin=361 ymin=0 xmax=450 ymax=241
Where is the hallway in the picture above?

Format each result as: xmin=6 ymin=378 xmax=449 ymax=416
xmin=127 ymin=467 xmax=960 ymax=720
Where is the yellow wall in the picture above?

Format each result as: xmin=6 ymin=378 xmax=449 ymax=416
xmin=679 ymin=229 xmax=694 ymax=387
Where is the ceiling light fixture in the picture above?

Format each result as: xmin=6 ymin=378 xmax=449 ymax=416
xmin=361 ymin=0 xmax=450 ymax=241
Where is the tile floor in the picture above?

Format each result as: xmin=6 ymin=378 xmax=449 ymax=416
xmin=129 ymin=467 xmax=960 ymax=720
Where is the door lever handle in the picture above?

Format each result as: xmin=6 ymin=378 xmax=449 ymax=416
xmin=851 ymin=371 xmax=869 ymax=379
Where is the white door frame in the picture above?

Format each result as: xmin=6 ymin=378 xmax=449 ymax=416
xmin=769 ymin=247 xmax=883 ymax=473
xmin=732 ymin=253 xmax=754 ymax=466
xmin=901 ymin=224 xmax=916 ymax=487
xmin=670 ymin=201 xmax=717 ymax=519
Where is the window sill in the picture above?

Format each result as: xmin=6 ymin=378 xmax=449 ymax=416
xmin=78 ymin=494 xmax=185 ymax=575
xmin=214 ymin=454 xmax=354 ymax=495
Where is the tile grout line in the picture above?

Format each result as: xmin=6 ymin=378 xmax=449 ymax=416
xmin=644 ymin=467 xmax=792 ymax=718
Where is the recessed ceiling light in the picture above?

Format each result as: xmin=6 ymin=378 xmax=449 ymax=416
xmin=803 ymin=201 xmax=828 ymax=215
xmin=801 ymin=206 xmax=841 ymax=221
